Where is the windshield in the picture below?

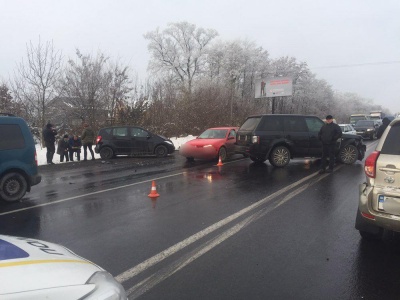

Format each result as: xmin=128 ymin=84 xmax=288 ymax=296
xmin=198 ymin=129 xmax=228 ymax=139
xmin=239 ymin=117 xmax=261 ymax=131
xmin=356 ymin=120 xmax=374 ymax=126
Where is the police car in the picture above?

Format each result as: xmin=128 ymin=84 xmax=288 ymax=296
xmin=0 ymin=235 xmax=126 ymax=299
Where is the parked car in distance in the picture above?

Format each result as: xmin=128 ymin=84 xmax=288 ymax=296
xmin=355 ymin=118 xmax=400 ymax=240
xmin=353 ymin=120 xmax=380 ymax=139
xmin=234 ymin=114 xmax=366 ymax=167
xmin=179 ymin=127 xmax=239 ymax=161
xmin=0 ymin=113 xmax=41 ymax=202
xmin=0 ymin=234 xmax=126 ymax=299
xmin=339 ymin=124 xmax=357 ymax=135
xmin=95 ymin=126 xmax=175 ymax=159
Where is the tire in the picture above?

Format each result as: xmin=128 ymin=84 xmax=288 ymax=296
xmin=218 ymin=147 xmax=227 ymax=161
xmin=155 ymin=145 xmax=168 ymax=157
xmin=250 ymin=156 xmax=267 ymax=163
xmin=268 ymin=146 xmax=290 ymax=167
xmin=0 ymin=172 xmax=28 ymax=202
xmin=100 ymin=147 xmax=114 ymax=159
xmin=339 ymin=144 xmax=358 ymax=164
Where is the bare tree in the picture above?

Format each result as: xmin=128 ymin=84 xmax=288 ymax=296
xmin=11 ymin=38 xmax=62 ymax=128
xmin=58 ymin=50 xmax=111 ymax=128
xmin=144 ymin=22 xmax=218 ymax=95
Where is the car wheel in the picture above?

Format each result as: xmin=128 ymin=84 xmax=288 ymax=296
xmin=100 ymin=147 xmax=114 ymax=159
xmin=269 ymin=146 xmax=290 ymax=167
xmin=0 ymin=172 xmax=28 ymax=202
xmin=218 ymin=147 xmax=227 ymax=161
xmin=155 ymin=145 xmax=168 ymax=157
xmin=250 ymin=156 xmax=267 ymax=163
xmin=339 ymin=144 xmax=358 ymax=164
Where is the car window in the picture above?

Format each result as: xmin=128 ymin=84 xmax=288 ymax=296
xmin=0 ymin=124 xmax=25 ymax=150
xmin=356 ymin=120 xmax=374 ymax=126
xmin=228 ymin=129 xmax=236 ymax=138
xmin=131 ymin=127 xmax=148 ymax=137
xmin=284 ymin=116 xmax=308 ymax=132
xmin=381 ymin=122 xmax=400 ymax=155
xmin=112 ymin=127 xmax=128 ymax=137
xmin=258 ymin=116 xmax=283 ymax=131
xmin=306 ymin=117 xmax=324 ymax=132
xmin=239 ymin=117 xmax=261 ymax=131
xmin=100 ymin=128 xmax=113 ymax=138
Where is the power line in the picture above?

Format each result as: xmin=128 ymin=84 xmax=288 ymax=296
xmin=311 ymin=61 xmax=400 ymax=69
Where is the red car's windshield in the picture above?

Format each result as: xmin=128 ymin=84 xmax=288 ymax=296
xmin=198 ymin=129 xmax=228 ymax=139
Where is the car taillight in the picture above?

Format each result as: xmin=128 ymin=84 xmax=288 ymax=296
xmin=252 ymin=135 xmax=259 ymax=144
xmin=34 ymin=150 xmax=38 ymax=166
xmin=96 ymin=136 xmax=102 ymax=144
xmin=364 ymin=151 xmax=380 ymax=178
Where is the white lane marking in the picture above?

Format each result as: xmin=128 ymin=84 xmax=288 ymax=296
xmin=126 ymin=166 xmax=337 ymax=298
xmin=0 ymin=172 xmax=185 ymax=216
xmin=115 ymin=170 xmax=321 ymax=283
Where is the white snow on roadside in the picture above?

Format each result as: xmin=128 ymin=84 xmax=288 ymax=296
xmin=36 ymin=135 xmax=196 ymax=166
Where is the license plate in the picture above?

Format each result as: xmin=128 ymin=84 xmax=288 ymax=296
xmin=378 ymin=194 xmax=400 ymax=215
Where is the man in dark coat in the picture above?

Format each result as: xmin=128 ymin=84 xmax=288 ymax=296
xmin=42 ymin=123 xmax=57 ymax=165
xmin=81 ymin=123 xmax=95 ymax=161
xmin=377 ymin=117 xmax=391 ymax=139
xmin=69 ymin=135 xmax=82 ymax=161
xmin=318 ymin=115 xmax=342 ymax=174
xmin=57 ymin=134 xmax=70 ymax=162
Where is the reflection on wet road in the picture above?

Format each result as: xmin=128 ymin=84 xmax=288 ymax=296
xmin=2 ymin=140 xmax=400 ymax=299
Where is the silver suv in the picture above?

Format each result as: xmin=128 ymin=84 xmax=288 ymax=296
xmin=355 ymin=118 xmax=400 ymax=239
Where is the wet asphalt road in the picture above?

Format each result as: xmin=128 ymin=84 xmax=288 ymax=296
xmin=2 ymin=140 xmax=400 ymax=299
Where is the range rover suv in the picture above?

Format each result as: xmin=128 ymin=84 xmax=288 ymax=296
xmin=355 ymin=117 xmax=400 ymax=240
xmin=234 ymin=114 xmax=366 ymax=167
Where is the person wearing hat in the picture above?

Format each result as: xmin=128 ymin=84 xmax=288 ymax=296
xmin=42 ymin=123 xmax=57 ymax=165
xmin=57 ymin=134 xmax=71 ymax=162
xmin=318 ymin=115 xmax=342 ymax=173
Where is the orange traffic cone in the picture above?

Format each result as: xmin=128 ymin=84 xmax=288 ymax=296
xmin=148 ymin=180 xmax=160 ymax=198
xmin=217 ymin=156 xmax=223 ymax=166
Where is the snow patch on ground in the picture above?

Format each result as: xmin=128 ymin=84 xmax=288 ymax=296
xmin=36 ymin=135 xmax=196 ymax=166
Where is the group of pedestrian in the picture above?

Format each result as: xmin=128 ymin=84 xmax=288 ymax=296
xmin=42 ymin=123 xmax=96 ymax=165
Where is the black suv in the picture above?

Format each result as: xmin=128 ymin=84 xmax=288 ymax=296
xmin=353 ymin=120 xmax=379 ymax=140
xmin=95 ymin=126 xmax=175 ymax=159
xmin=235 ymin=114 xmax=366 ymax=167
xmin=0 ymin=114 xmax=41 ymax=202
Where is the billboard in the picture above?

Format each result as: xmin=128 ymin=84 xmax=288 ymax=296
xmin=255 ymin=77 xmax=293 ymax=98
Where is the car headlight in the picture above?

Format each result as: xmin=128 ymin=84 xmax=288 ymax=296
xmin=84 ymin=271 xmax=126 ymax=300
xmin=366 ymin=129 xmax=373 ymax=131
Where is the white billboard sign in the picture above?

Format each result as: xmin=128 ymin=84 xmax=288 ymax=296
xmin=255 ymin=77 xmax=293 ymax=98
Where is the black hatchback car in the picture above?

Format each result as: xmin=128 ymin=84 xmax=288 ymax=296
xmin=235 ymin=114 xmax=366 ymax=167
xmin=95 ymin=126 xmax=175 ymax=159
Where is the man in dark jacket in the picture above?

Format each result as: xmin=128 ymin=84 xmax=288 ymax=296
xmin=69 ymin=135 xmax=82 ymax=161
xmin=377 ymin=117 xmax=390 ymax=139
xmin=318 ymin=115 xmax=342 ymax=174
xmin=42 ymin=123 xmax=57 ymax=165
xmin=81 ymin=123 xmax=95 ymax=161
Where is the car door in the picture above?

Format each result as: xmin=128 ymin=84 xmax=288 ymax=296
xmin=130 ymin=127 xmax=151 ymax=155
xmin=225 ymin=129 xmax=237 ymax=156
xmin=283 ymin=116 xmax=309 ymax=156
xmin=111 ymin=127 xmax=130 ymax=154
xmin=305 ymin=117 xmax=324 ymax=157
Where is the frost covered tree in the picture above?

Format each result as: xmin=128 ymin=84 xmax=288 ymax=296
xmin=144 ymin=21 xmax=218 ymax=95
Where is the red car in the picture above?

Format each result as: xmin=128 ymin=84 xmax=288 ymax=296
xmin=179 ymin=127 xmax=239 ymax=161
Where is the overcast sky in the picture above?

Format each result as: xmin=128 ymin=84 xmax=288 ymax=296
xmin=1 ymin=0 xmax=399 ymax=113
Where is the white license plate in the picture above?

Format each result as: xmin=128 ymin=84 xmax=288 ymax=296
xmin=378 ymin=195 xmax=400 ymax=215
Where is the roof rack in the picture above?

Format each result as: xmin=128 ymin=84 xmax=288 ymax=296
xmin=0 ymin=113 xmax=17 ymax=117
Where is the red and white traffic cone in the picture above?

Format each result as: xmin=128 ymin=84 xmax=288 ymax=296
xmin=217 ymin=156 xmax=223 ymax=166
xmin=148 ymin=180 xmax=160 ymax=198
